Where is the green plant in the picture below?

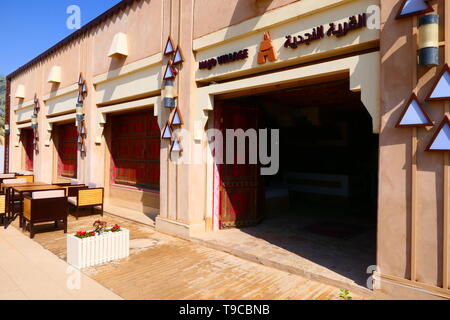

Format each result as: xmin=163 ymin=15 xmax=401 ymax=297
xmin=339 ymin=289 xmax=353 ymax=300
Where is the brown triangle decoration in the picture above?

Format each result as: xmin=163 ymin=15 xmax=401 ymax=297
xmin=163 ymin=61 xmax=176 ymax=80
xmin=426 ymin=64 xmax=450 ymax=101
xmin=169 ymin=107 xmax=183 ymax=126
xmin=396 ymin=0 xmax=433 ymax=19
xmin=426 ymin=116 xmax=450 ymax=151
xmin=173 ymin=46 xmax=184 ymax=65
xmin=170 ymin=138 xmax=182 ymax=153
xmin=396 ymin=94 xmax=433 ymax=127
xmin=164 ymin=37 xmax=175 ymax=55
xmin=162 ymin=123 xmax=173 ymax=140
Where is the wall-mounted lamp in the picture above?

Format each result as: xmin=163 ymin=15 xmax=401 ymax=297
xmin=76 ymin=103 xmax=85 ymax=123
xmin=31 ymin=115 xmax=38 ymax=129
xmin=4 ymin=124 xmax=10 ymax=135
xmin=163 ymin=80 xmax=176 ymax=108
xmin=418 ymin=14 xmax=439 ymax=66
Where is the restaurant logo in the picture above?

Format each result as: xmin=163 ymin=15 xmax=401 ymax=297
xmin=199 ymin=49 xmax=249 ymax=70
xmin=257 ymin=31 xmax=278 ymax=65
xmin=284 ymin=13 xmax=367 ymax=50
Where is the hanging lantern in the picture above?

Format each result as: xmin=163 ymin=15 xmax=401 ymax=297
xmin=31 ymin=115 xmax=38 ymax=129
xmin=418 ymin=14 xmax=439 ymax=67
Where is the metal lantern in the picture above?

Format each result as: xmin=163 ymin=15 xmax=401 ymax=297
xmin=76 ymin=103 xmax=85 ymax=122
xmin=418 ymin=14 xmax=439 ymax=67
xmin=163 ymin=80 xmax=176 ymax=108
xmin=31 ymin=115 xmax=38 ymax=129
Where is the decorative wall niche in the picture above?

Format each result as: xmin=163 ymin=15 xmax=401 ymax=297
xmin=48 ymin=66 xmax=62 ymax=84
xmin=15 ymin=84 xmax=25 ymax=99
xmin=108 ymin=32 xmax=129 ymax=58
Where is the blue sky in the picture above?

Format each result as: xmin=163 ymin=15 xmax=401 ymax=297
xmin=0 ymin=0 xmax=122 ymax=76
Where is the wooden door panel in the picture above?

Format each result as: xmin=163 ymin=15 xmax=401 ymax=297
xmin=217 ymin=102 xmax=264 ymax=229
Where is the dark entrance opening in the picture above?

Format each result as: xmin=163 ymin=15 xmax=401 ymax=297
xmin=215 ymin=79 xmax=378 ymax=286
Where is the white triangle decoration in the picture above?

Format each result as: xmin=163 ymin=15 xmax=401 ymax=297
xmin=174 ymin=48 xmax=183 ymax=64
xmin=399 ymin=0 xmax=431 ymax=16
xmin=429 ymin=122 xmax=450 ymax=151
xmin=162 ymin=125 xmax=172 ymax=139
xmin=429 ymin=70 xmax=450 ymax=100
xmin=172 ymin=110 xmax=181 ymax=125
xmin=171 ymin=139 xmax=181 ymax=152
xmin=164 ymin=38 xmax=174 ymax=55
xmin=399 ymin=99 xmax=430 ymax=126
xmin=164 ymin=64 xmax=174 ymax=80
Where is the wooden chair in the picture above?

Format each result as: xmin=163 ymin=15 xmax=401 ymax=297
xmin=0 ymin=194 xmax=6 ymax=226
xmin=22 ymin=190 xmax=68 ymax=239
xmin=68 ymin=188 xmax=104 ymax=220
xmin=0 ymin=174 xmax=17 ymax=184
xmin=17 ymin=175 xmax=34 ymax=183
xmin=65 ymin=185 xmax=87 ymax=197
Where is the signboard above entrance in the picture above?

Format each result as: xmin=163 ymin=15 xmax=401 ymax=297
xmin=199 ymin=49 xmax=249 ymax=70
xmin=284 ymin=14 xmax=367 ymax=50
xmin=194 ymin=0 xmax=380 ymax=83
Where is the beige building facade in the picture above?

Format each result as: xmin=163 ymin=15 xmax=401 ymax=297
xmin=4 ymin=0 xmax=450 ymax=299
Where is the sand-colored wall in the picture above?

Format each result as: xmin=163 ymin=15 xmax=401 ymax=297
xmin=193 ymin=0 xmax=300 ymax=39
xmin=8 ymin=0 xmax=163 ymax=208
xmin=6 ymin=0 xmax=450 ymax=299
xmin=378 ymin=0 xmax=449 ymax=298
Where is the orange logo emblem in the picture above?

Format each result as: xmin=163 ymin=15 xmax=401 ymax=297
xmin=257 ymin=31 xmax=278 ymax=65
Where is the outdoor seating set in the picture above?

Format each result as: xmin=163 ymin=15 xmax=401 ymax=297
xmin=0 ymin=173 xmax=104 ymax=238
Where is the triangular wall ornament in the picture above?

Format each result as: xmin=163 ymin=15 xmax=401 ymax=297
xmin=396 ymin=94 xmax=433 ymax=127
xmin=396 ymin=0 xmax=433 ymax=19
xmin=163 ymin=61 xmax=175 ymax=80
xmin=81 ymin=81 xmax=88 ymax=95
xmin=173 ymin=46 xmax=184 ymax=65
xmin=426 ymin=116 xmax=450 ymax=151
xmin=164 ymin=37 xmax=175 ymax=55
xmin=162 ymin=123 xmax=173 ymax=139
xmin=426 ymin=64 xmax=450 ymax=101
xmin=171 ymin=138 xmax=182 ymax=153
xmin=170 ymin=107 xmax=183 ymax=126
xmin=77 ymin=92 xmax=84 ymax=103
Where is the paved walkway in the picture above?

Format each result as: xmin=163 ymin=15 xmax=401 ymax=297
xmin=10 ymin=212 xmax=361 ymax=300
xmin=0 ymin=226 xmax=121 ymax=300
xmin=192 ymin=209 xmax=376 ymax=298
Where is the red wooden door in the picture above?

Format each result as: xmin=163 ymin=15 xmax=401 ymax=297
xmin=58 ymin=124 xmax=78 ymax=178
xmin=216 ymin=102 xmax=264 ymax=229
xmin=22 ymin=129 xmax=34 ymax=171
xmin=110 ymin=110 xmax=161 ymax=191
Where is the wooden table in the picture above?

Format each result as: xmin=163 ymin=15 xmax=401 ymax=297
xmin=1 ymin=182 xmax=48 ymax=193
xmin=12 ymin=185 xmax=66 ymax=228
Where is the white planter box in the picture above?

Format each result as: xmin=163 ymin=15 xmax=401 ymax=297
xmin=67 ymin=228 xmax=130 ymax=269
